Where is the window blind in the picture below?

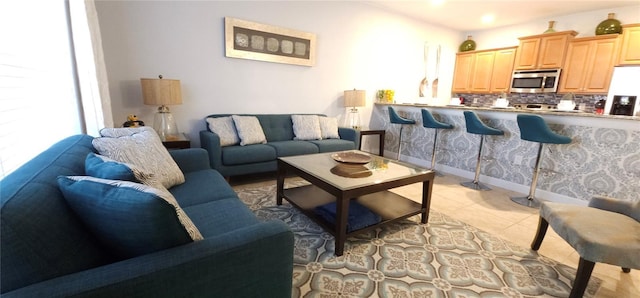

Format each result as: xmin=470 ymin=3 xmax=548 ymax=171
xmin=0 ymin=0 xmax=82 ymax=179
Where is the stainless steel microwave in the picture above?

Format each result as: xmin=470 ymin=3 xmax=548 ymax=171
xmin=510 ymin=69 xmax=561 ymax=93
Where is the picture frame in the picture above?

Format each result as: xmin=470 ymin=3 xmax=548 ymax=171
xmin=224 ymin=17 xmax=316 ymax=67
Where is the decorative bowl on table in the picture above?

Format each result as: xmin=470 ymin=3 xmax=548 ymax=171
xmin=331 ymin=151 xmax=371 ymax=164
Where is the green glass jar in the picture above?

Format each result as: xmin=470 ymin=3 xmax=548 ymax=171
xmin=459 ymin=35 xmax=476 ymax=52
xmin=595 ymin=13 xmax=622 ymax=35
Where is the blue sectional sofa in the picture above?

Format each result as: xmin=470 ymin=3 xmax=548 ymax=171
xmin=200 ymin=114 xmax=359 ymax=177
xmin=0 ymin=134 xmax=294 ymax=297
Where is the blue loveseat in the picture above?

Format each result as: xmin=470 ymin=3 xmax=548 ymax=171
xmin=200 ymin=114 xmax=359 ymax=177
xmin=0 ymin=134 xmax=293 ymax=297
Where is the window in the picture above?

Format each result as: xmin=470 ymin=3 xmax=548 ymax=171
xmin=0 ymin=0 xmax=110 ymax=179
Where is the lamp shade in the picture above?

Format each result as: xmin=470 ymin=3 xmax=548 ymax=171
xmin=141 ymin=78 xmax=182 ymax=106
xmin=344 ymin=89 xmax=366 ymax=107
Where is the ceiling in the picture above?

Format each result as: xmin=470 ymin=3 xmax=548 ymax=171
xmin=366 ymin=0 xmax=638 ymax=32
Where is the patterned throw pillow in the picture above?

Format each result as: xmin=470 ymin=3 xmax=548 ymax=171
xmin=58 ymin=176 xmax=203 ymax=259
xmin=318 ymin=116 xmax=340 ymax=139
xmin=292 ymin=115 xmax=322 ymax=140
xmin=206 ymin=116 xmax=239 ymax=146
xmin=232 ymin=115 xmax=267 ymax=146
xmin=93 ymin=127 xmax=185 ymax=189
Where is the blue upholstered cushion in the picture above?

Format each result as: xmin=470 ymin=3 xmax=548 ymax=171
xmin=314 ymin=201 xmax=381 ymax=233
xmin=58 ymin=176 xmax=203 ymax=259
xmin=183 ymin=198 xmax=261 ymax=237
xmin=221 ymin=144 xmax=276 ymax=166
xmin=421 ymin=109 xmax=453 ymax=129
xmin=170 ymin=170 xmax=239 ymax=207
xmin=516 ymin=114 xmax=571 ymax=144
xmin=266 ymin=140 xmax=319 ymax=157
xmin=388 ymin=107 xmax=416 ymax=125
xmin=0 ymin=135 xmax=112 ymax=293
xmin=309 ymin=139 xmax=356 ymax=153
xmin=463 ymin=111 xmax=503 ymax=135
xmin=85 ymin=153 xmax=154 ymax=183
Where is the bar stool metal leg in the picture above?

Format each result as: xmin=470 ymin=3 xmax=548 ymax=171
xmin=429 ymin=129 xmax=444 ymax=176
xmin=396 ymin=124 xmax=405 ymax=160
xmin=511 ymin=143 xmax=544 ymax=208
xmin=461 ymin=135 xmax=492 ymax=190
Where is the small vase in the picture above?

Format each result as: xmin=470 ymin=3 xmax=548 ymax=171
xmin=459 ymin=35 xmax=476 ymax=52
xmin=544 ymin=21 xmax=556 ymax=33
xmin=595 ymin=13 xmax=622 ymax=35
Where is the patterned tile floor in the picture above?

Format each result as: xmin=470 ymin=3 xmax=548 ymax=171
xmin=230 ymin=173 xmax=639 ymax=297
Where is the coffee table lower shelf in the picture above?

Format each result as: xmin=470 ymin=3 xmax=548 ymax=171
xmin=282 ymin=184 xmax=424 ymax=239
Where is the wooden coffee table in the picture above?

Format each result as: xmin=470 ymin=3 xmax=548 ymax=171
xmin=276 ymin=150 xmax=435 ymax=256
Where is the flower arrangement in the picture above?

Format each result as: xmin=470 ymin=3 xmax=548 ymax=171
xmin=376 ymin=90 xmax=395 ymax=103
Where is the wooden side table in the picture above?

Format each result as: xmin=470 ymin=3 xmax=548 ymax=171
xmin=358 ymin=128 xmax=385 ymax=156
xmin=162 ymin=133 xmax=190 ymax=149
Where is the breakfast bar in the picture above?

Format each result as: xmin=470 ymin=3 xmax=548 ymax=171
xmin=370 ymin=103 xmax=639 ymax=204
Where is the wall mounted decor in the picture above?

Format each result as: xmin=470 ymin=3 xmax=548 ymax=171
xmin=224 ymin=17 xmax=316 ymax=66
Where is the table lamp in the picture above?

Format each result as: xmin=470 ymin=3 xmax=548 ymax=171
xmin=141 ymin=75 xmax=182 ymax=141
xmin=344 ymin=89 xmax=366 ymax=129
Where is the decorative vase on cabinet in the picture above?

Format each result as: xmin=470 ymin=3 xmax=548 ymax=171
xmin=595 ymin=13 xmax=622 ymax=35
xmin=544 ymin=21 xmax=556 ymax=33
xmin=459 ymin=36 xmax=476 ymax=52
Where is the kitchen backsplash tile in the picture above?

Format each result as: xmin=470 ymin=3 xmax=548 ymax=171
xmin=455 ymin=93 xmax=607 ymax=113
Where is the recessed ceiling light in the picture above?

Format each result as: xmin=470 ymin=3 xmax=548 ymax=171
xmin=430 ymin=0 xmax=445 ymax=6
xmin=481 ymin=14 xmax=495 ymax=24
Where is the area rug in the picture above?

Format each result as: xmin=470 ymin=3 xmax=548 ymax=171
xmin=234 ymin=182 xmax=601 ymax=298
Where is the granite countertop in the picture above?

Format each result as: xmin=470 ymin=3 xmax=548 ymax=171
xmin=375 ymin=102 xmax=640 ymax=121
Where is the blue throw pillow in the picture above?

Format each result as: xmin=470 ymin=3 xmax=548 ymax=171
xmin=85 ymin=153 xmax=155 ymax=184
xmin=314 ymin=201 xmax=382 ymax=233
xmin=58 ymin=176 xmax=203 ymax=259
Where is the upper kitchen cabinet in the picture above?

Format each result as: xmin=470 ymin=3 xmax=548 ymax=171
xmin=452 ymin=47 xmax=517 ymax=94
xmin=489 ymin=47 xmax=517 ymax=92
xmin=558 ymin=34 xmax=620 ymax=94
xmin=452 ymin=52 xmax=475 ymax=93
xmin=514 ymin=30 xmax=577 ymax=70
xmin=617 ymin=23 xmax=640 ymax=65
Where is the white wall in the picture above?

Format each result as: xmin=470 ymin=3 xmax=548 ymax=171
xmin=466 ymin=5 xmax=640 ymax=50
xmin=96 ymin=1 xmax=639 ymax=147
xmin=96 ymin=1 xmax=459 ymax=146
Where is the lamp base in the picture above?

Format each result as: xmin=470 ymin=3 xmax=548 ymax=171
xmin=153 ymin=105 xmax=179 ymax=141
xmin=346 ymin=107 xmax=361 ymax=130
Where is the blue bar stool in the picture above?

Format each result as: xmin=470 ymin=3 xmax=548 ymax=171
xmin=421 ymin=109 xmax=453 ymax=174
xmin=461 ymin=111 xmax=504 ymax=190
xmin=512 ymin=114 xmax=571 ymax=208
xmin=388 ymin=106 xmax=416 ymax=160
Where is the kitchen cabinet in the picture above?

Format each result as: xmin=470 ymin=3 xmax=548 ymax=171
xmin=452 ymin=52 xmax=475 ymax=93
xmin=514 ymin=30 xmax=577 ymax=70
xmin=617 ymin=23 xmax=640 ymax=65
xmin=488 ymin=47 xmax=517 ymax=92
xmin=452 ymin=47 xmax=516 ymax=94
xmin=558 ymin=34 xmax=620 ymax=94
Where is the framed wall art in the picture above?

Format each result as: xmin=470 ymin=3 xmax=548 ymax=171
xmin=224 ymin=17 xmax=316 ymax=67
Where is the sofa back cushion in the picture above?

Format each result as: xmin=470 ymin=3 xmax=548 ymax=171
xmin=0 ymin=135 xmax=113 ymax=294
xmin=206 ymin=114 xmax=326 ymax=143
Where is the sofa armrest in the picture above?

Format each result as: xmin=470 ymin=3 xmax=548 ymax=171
xmin=338 ymin=127 xmax=360 ymax=149
xmin=200 ymin=130 xmax=223 ymax=171
xmin=3 ymin=220 xmax=294 ymax=298
xmin=589 ymin=196 xmax=640 ymax=222
xmin=169 ymin=148 xmax=211 ymax=173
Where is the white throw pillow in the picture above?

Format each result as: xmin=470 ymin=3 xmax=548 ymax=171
xmin=206 ymin=117 xmax=239 ymax=146
xmin=232 ymin=115 xmax=267 ymax=146
xmin=318 ymin=117 xmax=340 ymax=139
xmin=93 ymin=127 xmax=185 ymax=189
xmin=292 ymin=115 xmax=322 ymax=140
